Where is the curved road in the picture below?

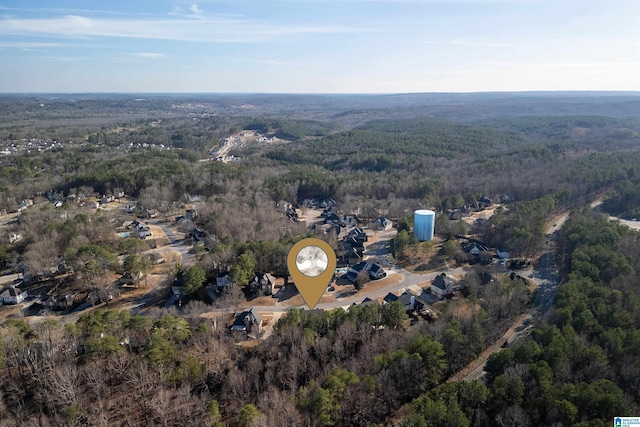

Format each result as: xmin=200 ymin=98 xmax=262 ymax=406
xmin=242 ymin=228 xmax=468 ymax=313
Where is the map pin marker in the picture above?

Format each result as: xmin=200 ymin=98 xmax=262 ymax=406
xmin=287 ymin=238 xmax=337 ymax=310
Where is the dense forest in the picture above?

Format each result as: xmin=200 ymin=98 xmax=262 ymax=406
xmin=0 ymin=266 xmax=530 ymax=426
xmin=433 ymin=210 xmax=640 ymax=427
xmin=1 ymin=93 xmax=640 ymax=425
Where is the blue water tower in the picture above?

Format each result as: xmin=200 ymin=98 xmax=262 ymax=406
xmin=414 ymin=209 xmax=435 ymax=241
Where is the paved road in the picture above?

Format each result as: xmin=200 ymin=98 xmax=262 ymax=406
xmin=151 ymin=220 xmax=197 ymax=267
xmin=451 ymin=313 xmax=529 ymax=382
xmin=246 ymin=228 xmax=469 ymax=313
xmin=131 ymin=221 xmax=197 ymax=311
xmin=532 ymin=239 xmax=560 ymax=315
xmin=458 ymin=214 xmax=566 ymax=382
xmin=200 ymin=265 xmax=469 ymax=315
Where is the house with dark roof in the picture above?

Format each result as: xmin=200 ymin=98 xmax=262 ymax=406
xmin=324 ymin=212 xmax=345 ymax=227
xmin=189 ymin=228 xmax=207 ymax=242
xmin=383 ymin=292 xmax=399 ymax=304
xmin=348 ymin=227 xmax=368 ymax=242
xmin=384 ymin=290 xmax=428 ymax=313
xmin=345 ymin=261 xmax=386 ymax=282
xmin=340 ymin=247 xmax=364 ymax=265
xmin=463 ymin=242 xmax=490 ymax=256
xmin=342 ymin=215 xmax=358 ymax=228
xmin=398 ymin=291 xmax=417 ymax=311
xmin=497 ymin=249 xmax=511 ymax=260
xmin=249 ymin=272 xmax=275 ymax=296
xmin=231 ymin=308 xmax=262 ymax=334
xmin=341 ymin=236 xmax=365 ymax=251
xmin=431 ymin=274 xmax=457 ymax=299
xmin=1 ymin=286 xmax=27 ymax=304
xmin=360 ymin=297 xmax=379 ymax=306
xmin=373 ymin=217 xmax=393 ymax=231
xmin=367 ymin=263 xmax=386 ymax=280
xmin=42 ymin=294 xmax=76 ymax=310
xmin=185 ymin=209 xmax=197 ymax=220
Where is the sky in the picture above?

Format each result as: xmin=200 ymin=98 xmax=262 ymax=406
xmin=0 ymin=0 xmax=638 ymax=93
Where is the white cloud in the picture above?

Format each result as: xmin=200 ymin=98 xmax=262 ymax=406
xmin=171 ymin=4 xmax=206 ymax=19
xmin=420 ymin=39 xmax=517 ymax=48
xmin=0 ymin=41 xmax=62 ymax=48
xmin=190 ymin=4 xmax=204 ymax=16
xmin=0 ymin=15 xmax=362 ymax=42
xmin=0 ymin=6 xmax=127 ymax=15
xmin=44 ymin=56 xmax=82 ymax=62
xmin=135 ymin=52 xmax=166 ymax=59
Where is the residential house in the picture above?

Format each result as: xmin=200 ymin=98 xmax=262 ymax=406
xmin=231 ymin=308 xmax=262 ymax=334
xmin=117 ymin=271 xmax=144 ymax=286
xmin=341 ymin=236 xmax=365 ymax=251
xmin=314 ymin=223 xmax=340 ymax=238
xmin=345 ymin=261 xmax=386 ymax=283
xmin=464 ymin=242 xmax=489 ymax=256
xmin=17 ymin=199 xmax=34 ymax=212
xmin=324 ymin=212 xmax=345 ymax=227
xmin=300 ymin=199 xmax=319 ymax=209
xmin=189 ymin=228 xmax=208 ymax=242
xmin=319 ymin=207 xmax=335 ymax=218
xmin=344 ymin=261 xmax=366 ymax=283
xmin=276 ymin=200 xmax=292 ymax=212
xmin=431 ymin=274 xmax=457 ymax=298
xmin=130 ymin=220 xmax=152 ymax=239
xmin=383 ymin=292 xmax=399 ymax=304
xmin=100 ymin=195 xmax=115 ymax=205
xmin=348 ymin=227 xmax=368 ymax=243
xmin=449 ymin=209 xmax=472 ymax=220
xmin=9 ymin=233 xmax=22 ymax=244
xmin=137 ymin=226 xmax=152 ymax=239
xmin=215 ymin=273 xmax=231 ymax=293
xmin=367 ymin=263 xmax=386 ymax=280
xmin=146 ymin=252 xmax=165 ymax=265
xmin=342 ymin=215 xmax=358 ymax=228
xmin=249 ymin=272 xmax=275 ymax=296
xmin=286 ymin=207 xmax=300 ymax=223
xmin=1 ymin=286 xmax=27 ymax=304
xmin=340 ymin=247 xmax=364 ymax=265
xmin=360 ymin=297 xmax=379 ymax=307
xmin=319 ymin=199 xmax=336 ymax=209
xmin=41 ymin=294 xmax=76 ymax=311
xmin=398 ymin=291 xmax=417 ymax=311
xmin=373 ymin=217 xmax=393 ymax=231
xmin=185 ymin=209 xmax=197 ymax=221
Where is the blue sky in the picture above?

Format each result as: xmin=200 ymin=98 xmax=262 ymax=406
xmin=0 ymin=0 xmax=638 ymax=93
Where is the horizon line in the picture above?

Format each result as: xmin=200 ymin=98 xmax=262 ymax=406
xmin=2 ymin=90 xmax=640 ymax=97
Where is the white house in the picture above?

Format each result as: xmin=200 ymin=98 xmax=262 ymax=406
xmin=1 ymin=286 xmax=27 ymax=304
xmin=430 ymin=274 xmax=456 ymax=299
